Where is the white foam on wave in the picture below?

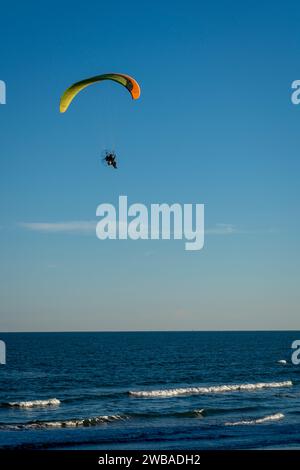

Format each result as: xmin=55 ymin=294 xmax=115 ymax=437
xmin=193 ymin=409 xmax=205 ymax=416
xmin=8 ymin=398 xmax=61 ymax=408
xmin=129 ymin=381 xmax=293 ymax=398
xmin=225 ymin=412 xmax=284 ymax=426
xmin=1 ymin=414 xmax=125 ymax=430
xmin=277 ymin=360 xmax=287 ymax=365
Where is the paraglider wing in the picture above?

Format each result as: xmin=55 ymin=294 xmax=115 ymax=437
xmin=60 ymin=73 xmax=140 ymax=113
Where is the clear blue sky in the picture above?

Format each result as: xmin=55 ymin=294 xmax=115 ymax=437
xmin=0 ymin=0 xmax=299 ymax=331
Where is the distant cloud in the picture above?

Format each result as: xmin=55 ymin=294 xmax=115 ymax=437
xmin=18 ymin=220 xmax=244 ymax=235
xmin=47 ymin=264 xmax=58 ymax=269
xmin=19 ymin=220 xmax=237 ymax=236
xmin=19 ymin=221 xmax=96 ymax=234
xmin=206 ymin=224 xmax=237 ymax=235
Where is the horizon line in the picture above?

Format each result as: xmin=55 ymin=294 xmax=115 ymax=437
xmin=0 ymin=329 xmax=299 ymax=334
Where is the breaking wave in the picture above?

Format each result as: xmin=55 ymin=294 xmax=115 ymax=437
xmin=0 ymin=415 xmax=125 ymax=430
xmin=129 ymin=380 xmax=293 ymax=398
xmin=225 ymin=412 xmax=285 ymax=426
xmin=4 ymin=399 xmax=61 ymax=408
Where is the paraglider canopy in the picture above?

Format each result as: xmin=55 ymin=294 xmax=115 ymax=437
xmin=60 ymin=73 xmax=141 ymax=113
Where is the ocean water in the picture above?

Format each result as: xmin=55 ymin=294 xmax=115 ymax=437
xmin=0 ymin=331 xmax=299 ymax=450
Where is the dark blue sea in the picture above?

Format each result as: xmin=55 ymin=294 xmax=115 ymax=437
xmin=0 ymin=332 xmax=299 ymax=450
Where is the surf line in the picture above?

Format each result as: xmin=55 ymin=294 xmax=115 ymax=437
xmin=96 ymin=195 xmax=205 ymax=251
